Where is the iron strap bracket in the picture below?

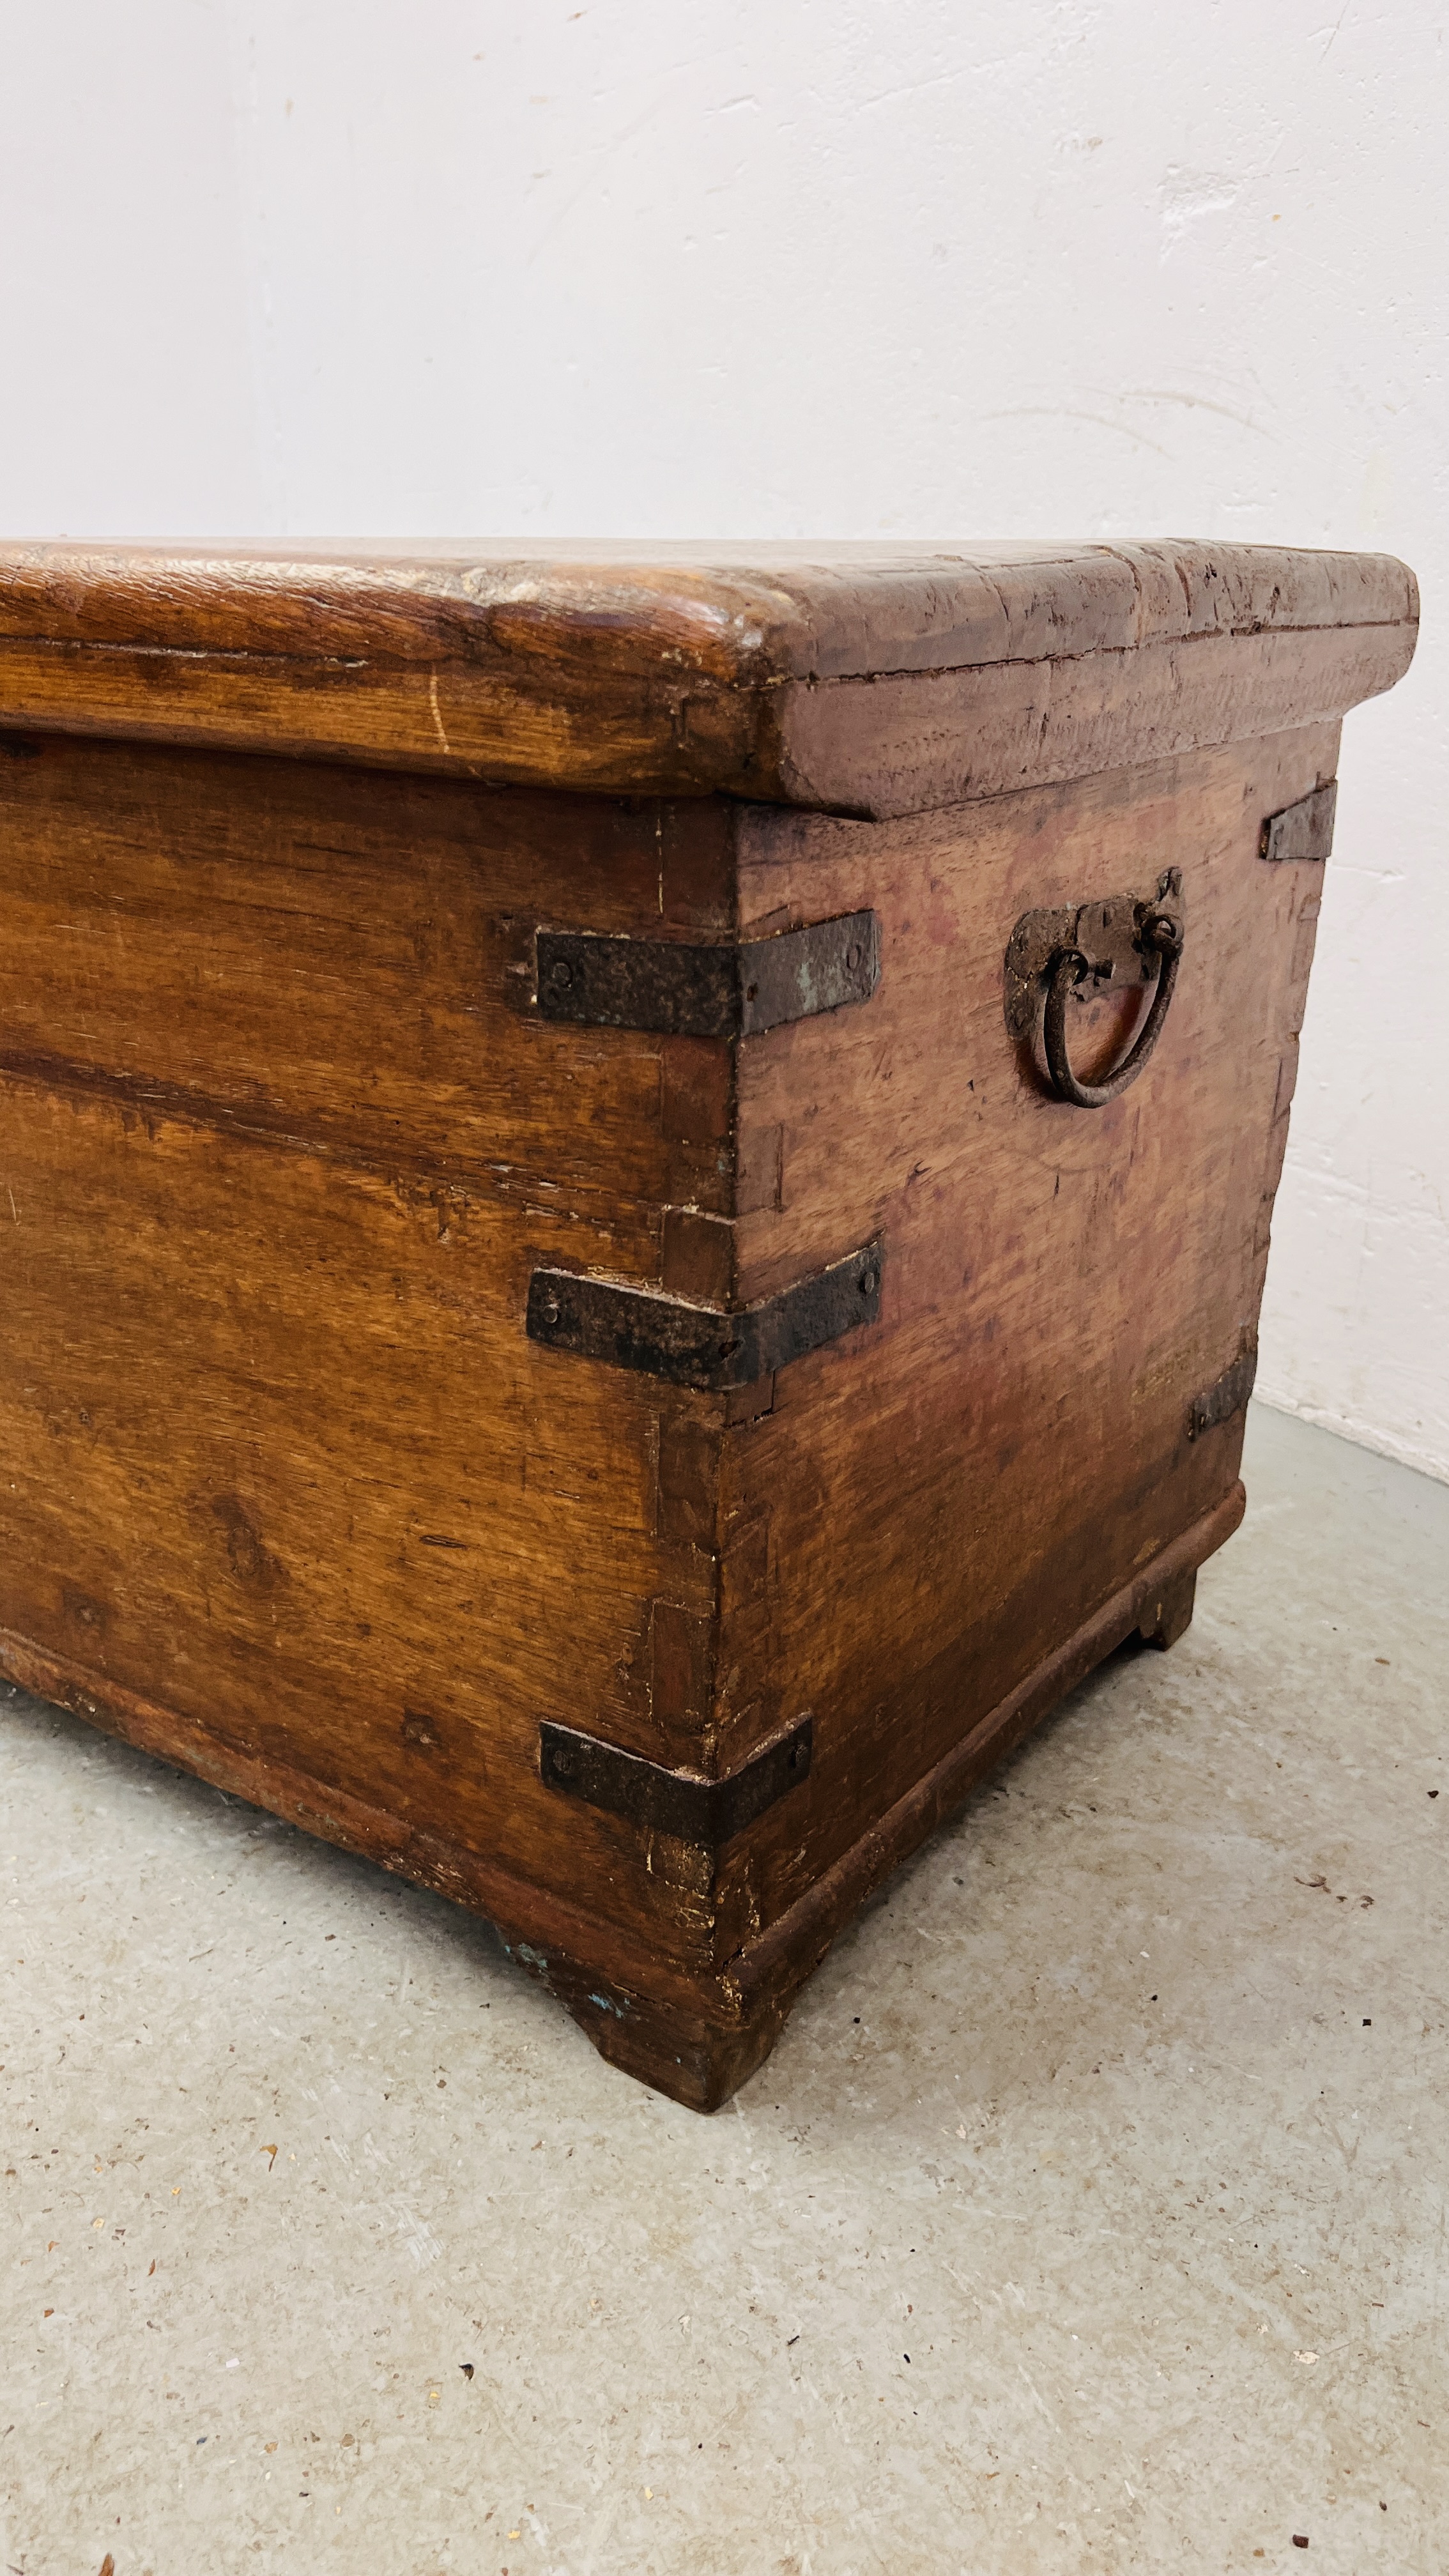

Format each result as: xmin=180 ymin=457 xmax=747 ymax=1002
xmin=539 ymin=1715 xmax=813 ymax=1848
xmin=527 ymin=1242 xmax=883 ymax=1390
xmin=1187 ymin=1338 xmax=1258 ymax=1439
xmin=535 ymin=910 xmax=880 ymax=1038
xmin=1260 ymin=781 xmax=1337 ymax=862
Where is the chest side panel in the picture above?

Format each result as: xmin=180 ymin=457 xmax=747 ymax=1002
xmin=710 ymin=725 xmax=1337 ymax=1943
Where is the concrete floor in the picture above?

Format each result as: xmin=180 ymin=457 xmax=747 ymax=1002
xmin=2 ymin=1404 xmax=1446 ymax=2576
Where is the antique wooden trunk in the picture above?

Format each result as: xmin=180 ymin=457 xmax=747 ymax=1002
xmin=0 ymin=539 xmax=1417 ymax=2107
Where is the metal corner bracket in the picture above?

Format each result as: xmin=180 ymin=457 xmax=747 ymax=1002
xmin=527 ymin=1241 xmax=884 ymax=1391
xmin=1187 ymin=1338 xmax=1258 ymax=1439
xmin=1260 ymin=781 xmax=1337 ymax=862
xmin=539 ymin=1715 xmax=813 ymax=1848
xmin=535 ymin=910 xmax=880 ymax=1038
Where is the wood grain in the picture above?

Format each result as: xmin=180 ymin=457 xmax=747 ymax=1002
xmin=0 ymin=539 xmax=1416 ymax=816
xmin=0 ymin=1482 xmax=1243 ymax=2113
xmin=0 ymin=732 xmax=735 ymax=1218
xmin=0 ymin=722 xmax=1335 ymax=2073
xmin=657 ymin=726 xmax=1335 ymax=1965
xmin=0 ymin=540 xmax=1419 ymax=2108
xmin=0 ymin=1075 xmax=737 ymax=1962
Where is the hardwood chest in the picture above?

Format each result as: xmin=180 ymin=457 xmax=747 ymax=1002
xmin=0 ymin=539 xmax=1417 ymax=2106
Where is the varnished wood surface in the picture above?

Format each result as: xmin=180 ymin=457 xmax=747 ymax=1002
xmin=0 ymin=1482 xmax=1242 ymax=2113
xmin=769 ymin=622 xmax=1406 ymax=817
xmin=0 ymin=1078 xmax=739 ymax=1963
xmin=673 ymin=726 xmax=1334 ymax=1957
xmin=724 ymin=1483 xmax=1244 ymax=2041
xmin=0 ymin=733 xmax=734 ymax=1220
xmin=0 ymin=539 xmax=1416 ymax=816
xmin=0 ymin=549 xmax=1420 ymax=2104
xmin=0 ymin=718 xmax=1338 ymax=2046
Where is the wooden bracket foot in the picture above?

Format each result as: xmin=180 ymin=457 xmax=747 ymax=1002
xmin=1138 ymin=1567 xmax=1197 ymax=1649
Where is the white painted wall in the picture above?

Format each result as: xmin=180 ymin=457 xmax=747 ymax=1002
xmin=2 ymin=1 xmax=1445 ymax=1476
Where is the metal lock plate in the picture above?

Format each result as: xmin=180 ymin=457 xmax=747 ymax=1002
xmin=1003 ymin=870 xmax=1186 ymax=1045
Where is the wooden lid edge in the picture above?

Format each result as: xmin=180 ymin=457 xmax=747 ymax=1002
xmin=0 ymin=542 xmax=1418 ymax=811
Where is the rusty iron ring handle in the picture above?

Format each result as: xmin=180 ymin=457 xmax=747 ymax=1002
xmin=1041 ymin=909 xmax=1184 ymax=1109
